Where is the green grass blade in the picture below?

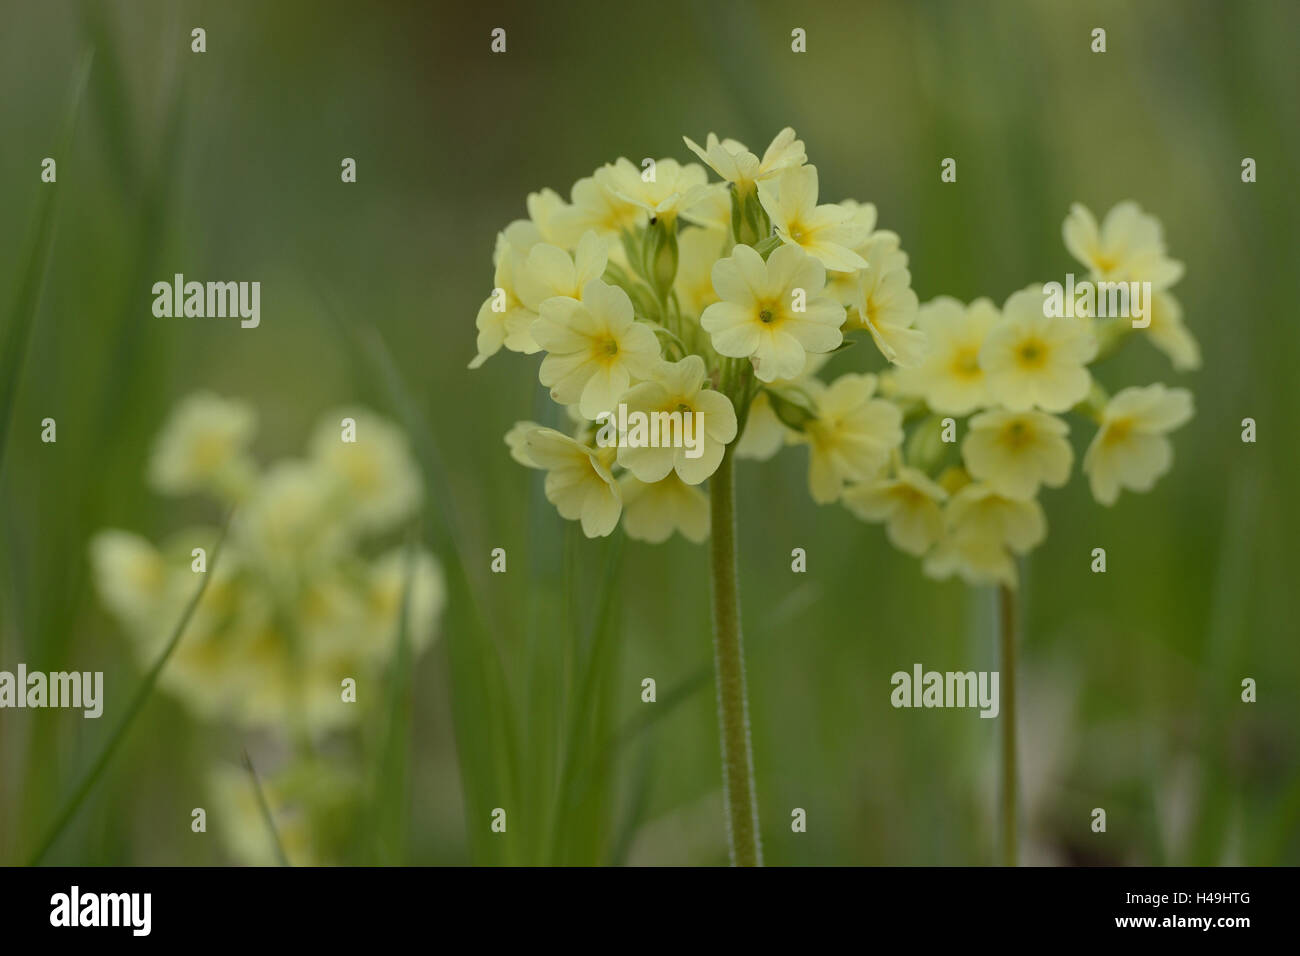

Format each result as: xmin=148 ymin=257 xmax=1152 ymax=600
xmin=241 ymin=749 xmax=291 ymax=867
xmin=548 ymin=531 xmax=625 ymax=863
xmin=369 ymin=526 xmax=418 ymax=864
xmin=25 ymin=515 xmax=232 ymax=865
xmin=0 ymin=51 xmax=92 ymax=481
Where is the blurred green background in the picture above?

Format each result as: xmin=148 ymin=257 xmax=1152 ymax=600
xmin=2 ymin=0 xmax=1297 ymax=865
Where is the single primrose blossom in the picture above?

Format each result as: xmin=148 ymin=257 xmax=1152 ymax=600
xmin=1143 ymin=290 xmax=1201 ymax=372
xmin=613 ymin=354 xmax=738 ymax=485
xmin=961 ymin=408 xmax=1072 ymax=501
xmin=758 ymin=165 xmax=870 ymax=272
xmin=470 ymin=230 xmax=542 ymax=368
xmin=619 ymin=471 xmax=709 ymax=544
xmin=605 ymin=156 xmax=712 ymax=225
xmin=922 ymin=482 xmax=1047 ymax=588
xmin=1083 ymin=383 xmax=1194 ymax=506
xmin=894 ymin=296 xmax=1000 ymax=415
xmin=533 ymin=279 xmax=662 ymax=419
xmin=842 ymin=464 xmax=948 ymax=557
xmin=1063 ymin=200 xmax=1184 ymax=290
xmin=147 ymin=391 xmax=258 ymax=500
xmin=847 ymin=233 xmax=925 ymax=368
xmin=980 ymin=287 xmax=1097 ymax=413
xmin=682 ymin=126 xmax=806 ymax=195
xmin=519 ymin=425 xmax=622 ymax=537
xmin=797 ymin=373 xmax=904 ymax=504
xmin=701 ymin=243 xmax=843 ymax=383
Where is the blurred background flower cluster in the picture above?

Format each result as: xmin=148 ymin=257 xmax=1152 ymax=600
xmin=90 ymin=394 xmax=443 ymax=863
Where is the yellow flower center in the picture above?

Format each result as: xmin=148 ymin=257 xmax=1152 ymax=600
xmin=861 ymin=297 xmax=876 ymax=325
xmin=1102 ymin=417 xmax=1135 ymax=445
xmin=756 ymin=300 xmax=784 ymax=327
xmin=191 ymin=433 xmax=231 ymax=472
xmin=895 ymin=484 xmax=924 ymax=507
xmin=1094 ymin=252 xmax=1118 ymax=273
xmin=950 ymin=346 xmax=981 ymax=381
xmin=1016 ymin=338 xmax=1048 ymax=369
xmin=593 ymin=335 xmax=620 ymax=361
xmin=344 ymin=452 xmax=381 ymax=492
xmin=1000 ymin=419 xmax=1033 ymax=450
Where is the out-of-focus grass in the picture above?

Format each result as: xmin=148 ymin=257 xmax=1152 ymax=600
xmin=26 ymin=515 xmax=230 ymax=865
xmin=1 ymin=0 xmax=1297 ymax=865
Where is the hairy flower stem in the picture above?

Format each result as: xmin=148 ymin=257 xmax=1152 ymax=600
xmin=708 ymin=448 xmax=762 ymax=866
xmin=997 ymin=583 xmax=1018 ymax=866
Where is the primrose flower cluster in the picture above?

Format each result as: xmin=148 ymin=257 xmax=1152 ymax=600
xmin=473 ymin=128 xmax=926 ymax=543
xmin=471 ymin=133 xmax=1195 ymax=584
xmin=850 ymin=201 xmax=1197 ymax=587
xmin=89 ymin=392 xmax=444 ymax=863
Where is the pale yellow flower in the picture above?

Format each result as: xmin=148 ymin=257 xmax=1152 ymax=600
xmin=237 ymin=460 xmax=348 ymax=569
xmin=733 ymin=391 xmax=785 ymax=461
xmin=148 ymin=392 xmax=257 ymax=499
xmin=1143 ymin=290 xmax=1201 ymax=371
xmin=980 ymin=288 xmax=1097 ymax=412
xmin=700 ymin=243 xmax=843 ymax=383
xmin=674 ymin=225 xmax=728 ymax=319
xmin=678 ymin=183 xmax=733 ymax=233
xmin=682 ymin=127 xmax=806 ymax=193
xmin=733 ymin=353 xmax=829 ymax=460
xmin=797 ymin=373 xmax=904 ymax=503
xmin=1063 ymin=201 xmax=1184 ymax=289
xmin=209 ymin=758 xmax=360 ymax=866
xmin=504 ymin=420 xmax=543 ymax=467
xmin=823 ymin=200 xmax=883 ymax=303
xmin=612 ymin=355 xmax=738 ymax=485
xmin=88 ymin=530 xmax=171 ymax=631
xmin=847 ymin=233 xmax=925 ymax=367
xmin=757 ymin=165 xmax=869 ymax=271
xmin=533 ymin=279 xmax=662 ymax=418
xmin=365 ymin=546 xmax=446 ymax=655
xmin=605 ymin=156 xmax=711 ymax=224
xmin=962 ymin=408 xmax=1072 ymax=500
xmin=842 ymin=465 xmax=948 ymax=556
xmin=521 ymin=426 xmax=622 ymax=537
xmin=923 ymin=483 xmax=1046 ymax=587
xmin=470 ymin=238 xmax=540 ymax=368
xmin=893 ymin=296 xmax=1000 ymax=414
xmin=310 ymin=410 xmax=422 ymax=534
xmin=1083 ymin=384 xmax=1193 ymax=505
xmin=209 ymin=763 xmax=320 ymax=866
xmin=553 ymin=165 xmax=645 ymax=242
xmin=525 ymin=187 xmax=569 ymax=247
xmin=515 ymin=231 xmax=611 ymax=313
xmin=619 ymin=472 xmax=709 ymax=544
